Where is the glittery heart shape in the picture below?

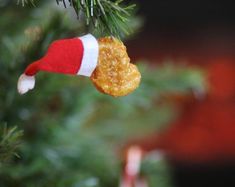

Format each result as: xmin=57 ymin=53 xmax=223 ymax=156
xmin=90 ymin=37 xmax=141 ymax=97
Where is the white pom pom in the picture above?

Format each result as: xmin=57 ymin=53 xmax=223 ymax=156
xmin=17 ymin=74 xmax=35 ymax=94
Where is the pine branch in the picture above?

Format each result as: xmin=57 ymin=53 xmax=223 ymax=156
xmin=0 ymin=124 xmax=23 ymax=165
xmin=17 ymin=0 xmax=36 ymax=6
xmin=71 ymin=0 xmax=136 ymax=37
xmin=18 ymin=0 xmax=136 ymax=38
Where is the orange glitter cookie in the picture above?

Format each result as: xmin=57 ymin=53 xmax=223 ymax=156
xmin=90 ymin=37 xmax=141 ymax=97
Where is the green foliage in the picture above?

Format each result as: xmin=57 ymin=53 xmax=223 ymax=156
xmin=18 ymin=0 xmax=137 ymax=38
xmin=71 ymin=0 xmax=136 ymax=38
xmin=0 ymin=125 xmax=23 ymax=166
xmin=17 ymin=0 xmax=36 ymax=6
xmin=141 ymin=152 xmax=174 ymax=187
xmin=1 ymin=1 xmax=206 ymax=186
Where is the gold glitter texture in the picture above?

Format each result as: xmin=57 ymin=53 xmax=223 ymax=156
xmin=90 ymin=37 xmax=141 ymax=97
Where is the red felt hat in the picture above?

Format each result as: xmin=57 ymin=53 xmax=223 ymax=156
xmin=17 ymin=34 xmax=99 ymax=94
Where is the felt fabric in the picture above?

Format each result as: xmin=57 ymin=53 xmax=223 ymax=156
xmin=25 ymin=38 xmax=84 ymax=76
xmin=18 ymin=34 xmax=99 ymax=94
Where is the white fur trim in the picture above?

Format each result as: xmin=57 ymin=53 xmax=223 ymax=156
xmin=17 ymin=74 xmax=35 ymax=94
xmin=77 ymin=34 xmax=99 ymax=77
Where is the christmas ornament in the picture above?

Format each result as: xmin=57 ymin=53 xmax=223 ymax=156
xmin=91 ymin=37 xmax=141 ymax=97
xmin=17 ymin=34 xmax=141 ymax=97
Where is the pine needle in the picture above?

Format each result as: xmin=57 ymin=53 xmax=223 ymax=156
xmin=0 ymin=124 xmax=23 ymax=164
xmin=18 ymin=0 xmax=136 ymax=38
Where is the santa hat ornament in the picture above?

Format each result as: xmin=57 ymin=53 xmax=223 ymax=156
xmin=18 ymin=34 xmax=141 ymax=97
xmin=17 ymin=34 xmax=98 ymax=94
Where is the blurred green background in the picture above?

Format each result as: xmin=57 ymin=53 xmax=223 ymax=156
xmin=0 ymin=1 xmax=206 ymax=187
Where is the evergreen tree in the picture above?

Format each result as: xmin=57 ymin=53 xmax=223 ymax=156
xmin=0 ymin=1 xmax=206 ymax=186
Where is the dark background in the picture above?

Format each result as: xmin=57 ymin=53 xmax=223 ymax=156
xmin=131 ymin=1 xmax=235 ymax=187
xmin=138 ymin=0 xmax=235 ymax=32
xmin=128 ymin=0 xmax=235 ymax=63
